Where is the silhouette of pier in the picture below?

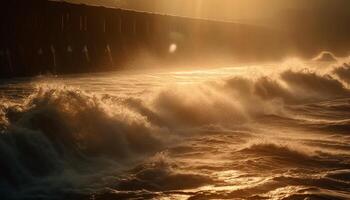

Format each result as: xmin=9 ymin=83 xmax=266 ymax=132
xmin=0 ymin=0 xmax=290 ymax=77
xmin=3 ymin=0 xmax=348 ymax=78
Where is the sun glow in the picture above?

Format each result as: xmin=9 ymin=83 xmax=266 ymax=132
xmin=169 ymin=43 xmax=177 ymax=53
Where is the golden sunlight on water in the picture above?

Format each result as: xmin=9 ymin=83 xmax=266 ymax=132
xmin=1 ymin=59 xmax=350 ymax=199
xmin=2 ymin=0 xmax=350 ymax=199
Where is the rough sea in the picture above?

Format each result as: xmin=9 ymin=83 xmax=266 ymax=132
xmin=1 ymin=59 xmax=350 ymax=200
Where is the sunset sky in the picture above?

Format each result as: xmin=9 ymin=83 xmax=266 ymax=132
xmin=65 ymin=0 xmax=350 ymax=24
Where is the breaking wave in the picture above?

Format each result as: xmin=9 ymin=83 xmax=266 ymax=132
xmin=0 ymin=87 xmax=166 ymax=199
xmin=1 ymin=59 xmax=350 ymax=199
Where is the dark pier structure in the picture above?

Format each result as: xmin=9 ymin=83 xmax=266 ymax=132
xmin=1 ymin=0 xmax=349 ymax=78
xmin=0 ymin=0 xmax=287 ymax=78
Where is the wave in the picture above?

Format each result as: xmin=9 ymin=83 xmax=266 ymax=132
xmin=142 ymin=62 xmax=350 ymax=128
xmin=0 ymin=87 xmax=166 ymax=198
xmin=333 ymin=62 xmax=350 ymax=85
xmin=238 ymin=141 xmax=350 ymax=169
xmin=325 ymin=169 xmax=350 ymax=182
xmin=307 ymin=119 xmax=350 ymax=134
xmin=117 ymin=152 xmax=213 ymax=191
xmin=189 ymin=180 xmax=350 ymax=200
xmin=2 ymin=60 xmax=350 ymax=129
xmin=1 ymin=59 xmax=350 ymax=198
xmin=312 ymin=51 xmax=338 ymax=62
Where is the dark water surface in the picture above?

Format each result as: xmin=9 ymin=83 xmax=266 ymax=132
xmin=1 ymin=60 xmax=350 ymax=200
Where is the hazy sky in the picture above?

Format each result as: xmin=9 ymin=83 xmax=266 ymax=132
xmin=65 ymin=0 xmax=350 ymax=23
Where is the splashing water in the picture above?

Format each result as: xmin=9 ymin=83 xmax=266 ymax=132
xmin=1 ymin=59 xmax=350 ymax=200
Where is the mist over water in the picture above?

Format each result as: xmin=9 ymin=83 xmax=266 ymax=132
xmin=1 ymin=58 xmax=350 ymax=199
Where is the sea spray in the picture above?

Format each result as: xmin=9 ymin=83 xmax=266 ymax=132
xmin=0 ymin=60 xmax=350 ymax=199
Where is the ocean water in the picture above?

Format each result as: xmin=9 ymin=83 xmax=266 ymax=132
xmin=1 ymin=59 xmax=350 ymax=200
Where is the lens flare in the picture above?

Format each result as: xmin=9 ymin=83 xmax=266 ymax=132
xmin=169 ymin=43 xmax=177 ymax=53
